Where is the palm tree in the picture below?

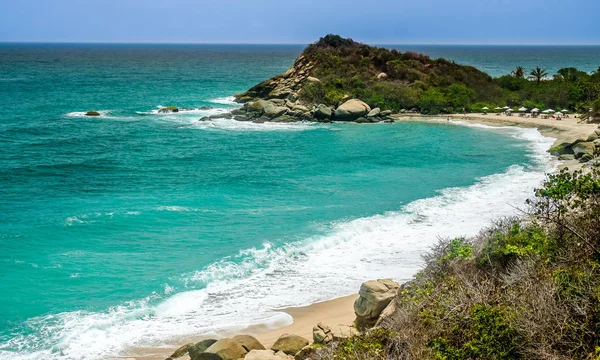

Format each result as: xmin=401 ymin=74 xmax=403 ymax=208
xmin=511 ymin=66 xmax=525 ymax=78
xmin=529 ymin=67 xmax=548 ymax=85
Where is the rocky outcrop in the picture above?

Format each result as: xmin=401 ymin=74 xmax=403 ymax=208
xmin=85 ymin=110 xmax=101 ymax=116
xmin=334 ymin=99 xmax=371 ymax=121
xmin=354 ymin=279 xmax=400 ymax=330
xmin=271 ymin=334 xmax=309 ymax=356
xmin=235 ymin=55 xmax=316 ymax=103
xmin=198 ymin=338 xmax=247 ymax=360
xmin=313 ymin=322 xmax=358 ymax=345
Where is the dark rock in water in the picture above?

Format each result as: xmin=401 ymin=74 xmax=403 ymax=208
xmin=314 ymin=104 xmax=333 ymax=120
xmin=166 ymin=343 xmax=193 ymax=360
xmin=199 ymin=106 xmax=214 ymax=110
xmin=236 ymin=95 xmax=254 ymax=103
xmin=354 ymin=117 xmax=370 ymax=123
xmin=188 ymin=339 xmax=218 ymax=360
xmin=158 ymin=106 xmax=179 ymax=113
xmin=271 ymin=115 xmax=295 ymax=123
xmin=85 ymin=111 xmax=101 ymax=116
xmin=230 ymin=109 xmax=246 ymax=116
xmin=263 ymin=104 xmax=289 ymax=117
xmin=380 ymin=110 xmax=393 ymax=117
xmin=233 ymin=115 xmax=250 ymax=121
xmin=253 ymin=117 xmax=268 ymax=123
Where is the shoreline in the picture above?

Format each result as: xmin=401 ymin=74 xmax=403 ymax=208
xmin=125 ymin=114 xmax=596 ymax=360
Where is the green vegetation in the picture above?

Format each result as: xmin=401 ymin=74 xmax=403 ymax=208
xmin=311 ymin=169 xmax=600 ymax=359
xmin=299 ymin=35 xmax=600 ymax=116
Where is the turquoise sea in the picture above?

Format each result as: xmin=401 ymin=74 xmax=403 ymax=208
xmin=0 ymin=44 xmax=596 ymax=359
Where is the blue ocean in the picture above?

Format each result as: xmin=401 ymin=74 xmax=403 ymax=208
xmin=0 ymin=44 xmax=597 ymax=359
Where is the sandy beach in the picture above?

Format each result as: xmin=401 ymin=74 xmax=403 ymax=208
xmin=125 ymin=295 xmax=358 ymax=360
xmin=126 ymin=114 xmax=597 ymax=360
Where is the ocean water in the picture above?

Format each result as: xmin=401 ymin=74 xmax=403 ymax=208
xmin=0 ymin=44 xmax=570 ymax=359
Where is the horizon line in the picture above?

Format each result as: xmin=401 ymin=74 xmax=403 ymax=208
xmin=1 ymin=40 xmax=600 ymax=47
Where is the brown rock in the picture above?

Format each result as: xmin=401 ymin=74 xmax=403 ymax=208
xmin=200 ymin=338 xmax=247 ymax=360
xmin=231 ymin=335 xmax=264 ymax=352
xmin=244 ymin=349 xmax=291 ymax=360
xmin=271 ymin=334 xmax=309 ymax=356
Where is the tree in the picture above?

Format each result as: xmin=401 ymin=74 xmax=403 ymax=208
xmin=511 ymin=66 xmax=525 ymax=78
xmin=529 ymin=67 xmax=548 ymax=85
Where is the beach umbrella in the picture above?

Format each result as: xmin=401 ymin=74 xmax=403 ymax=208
xmin=543 ymin=109 xmax=555 ymax=113
xmin=482 ymin=106 xmax=489 ymax=110
xmin=518 ymin=107 xmax=528 ymax=112
xmin=531 ymin=108 xmax=540 ymax=113
xmin=503 ymin=106 xmax=510 ymax=110
xmin=495 ymin=107 xmax=503 ymax=110
xmin=507 ymin=108 xmax=514 ymax=112
xmin=561 ymin=110 xmax=569 ymax=113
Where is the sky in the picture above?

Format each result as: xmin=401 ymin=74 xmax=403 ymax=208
xmin=0 ymin=0 xmax=599 ymax=45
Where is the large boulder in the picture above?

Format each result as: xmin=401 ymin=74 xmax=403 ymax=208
xmin=294 ymin=345 xmax=318 ymax=360
xmin=354 ymin=279 xmax=400 ymax=330
xmin=271 ymin=334 xmax=309 ymax=356
xmin=188 ymin=339 xmax=218 ymax=360
xmin=377 ymin=73 xmax=388 ymax=80
xmin=334 ymin=99 xmax=371 ymax=121
xmin=231 ymin=335 xmax=264 ymax=352
xmin=166 ymin=343 xmax=193 ymax=360
xmin=292 ymin=104 xmax=309 ymax=113
xmin=198 ymin=338 xmax=247 ymax=360
xmin=314 ymin=104 xmax=333 ymax=120
xmin=572 ymin=142 xmax=595 ymax=159
xmin=244 ymin=349 xmax=292 ymax=360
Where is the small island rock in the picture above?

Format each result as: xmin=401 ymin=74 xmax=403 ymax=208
xmin=85 ymin=111 xmax=101 ymax=116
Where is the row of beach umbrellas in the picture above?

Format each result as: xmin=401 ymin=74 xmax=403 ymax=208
xmin=481 ymin=106 xmax=566 ymax=115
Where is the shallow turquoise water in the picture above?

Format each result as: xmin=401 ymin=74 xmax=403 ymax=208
xmin=0 ymin=44 xmax=562 ymax=359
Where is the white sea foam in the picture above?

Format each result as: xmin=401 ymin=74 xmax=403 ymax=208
xmin=195 ymin=118 xmax=321 ymax=132
xmin=138 ymin=106 xmax=234 ymax=116
xmin=209 ymin=97 xmax=238 ymax=106
xmin=0 ymin=125 xmax=557 ymax=360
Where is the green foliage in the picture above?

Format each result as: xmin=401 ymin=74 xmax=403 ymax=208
xmin=334 ymin=329 xmax=399 ymax=360
xmin=419 ymin=89 xmax=448 ymax=114
xmin=479 ymin=222 xmax=550 ymax=266
xmin=296 ymin=35 xmax=600 ymax=114
xmin=429 ymin=305 xmax=521 ymax=360
xmin=442 ymin=238 xmax=473 ymax=261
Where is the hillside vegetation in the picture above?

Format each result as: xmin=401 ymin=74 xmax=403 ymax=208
xmin=292 ymin=35 xmax=600 ymax=115
xmin=308 ymin=169 xmax=600 ymax=359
